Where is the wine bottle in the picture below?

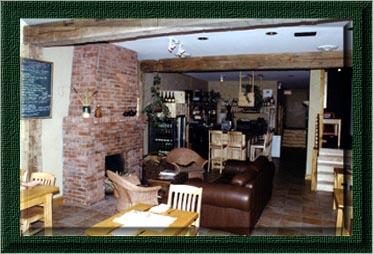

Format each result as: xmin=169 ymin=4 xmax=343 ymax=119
xmin=94 ymin=104 xmax=102 ymax=118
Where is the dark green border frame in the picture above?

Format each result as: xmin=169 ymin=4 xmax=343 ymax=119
xmin=1 ymin=1 xmax=371 ymax=253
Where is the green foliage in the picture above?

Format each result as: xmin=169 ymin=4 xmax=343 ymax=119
xmin=142 ymin=74 xmax=170 ymax=125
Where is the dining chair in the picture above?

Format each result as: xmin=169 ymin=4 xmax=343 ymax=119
xmin=249 ymin=130 xmax=274 ymax=162
xmin=167 ymin=184 xmax=203 ymax=228
xmin=20 ymin=168 xmax=28 ymax=183
xmin=20 ymin=172 xmax=56 ymax=236
xmin=227 ymin=131 xmax=247 ymax=161
xmin=107 ymin=170 xmax=161 ymax=211
xmin=208 ymin=130 xmax=227 ymax=174
xmin=29 ymin=172 xmax=56 ymax=186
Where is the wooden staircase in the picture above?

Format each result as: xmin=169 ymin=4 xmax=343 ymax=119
xmin=316 ymin=148 xmax=346 ymax=192
xmin=311 ymin=114 xmax=352 ymax=192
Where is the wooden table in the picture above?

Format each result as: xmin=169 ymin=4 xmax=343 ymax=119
xmin=20 ymin=185 xmax=60 ymax=236
xmin=85 ymin=203 xmax=198 ymax=236
xmin=334 ymin=188 xmax=352 ymax=236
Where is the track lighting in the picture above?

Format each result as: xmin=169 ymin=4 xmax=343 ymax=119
xmin=176 ymin=44 xmax=185 ymax=56
xmin=168 ymin=37 xmax=191 ymax=58
xmin=168 ymin=37 xmax=180 ymax=52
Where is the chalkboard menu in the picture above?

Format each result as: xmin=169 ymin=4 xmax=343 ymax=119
xmin=21 ymin=58 xmax=53 ymax=118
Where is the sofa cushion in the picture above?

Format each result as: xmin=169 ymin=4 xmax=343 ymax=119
xmin=186 ymin=181 xmax=252 ymax=210
xmin=224 ymin=160 xmax=252 ymax=175
xmin=231 ymin=171 xmax=258 ymax=187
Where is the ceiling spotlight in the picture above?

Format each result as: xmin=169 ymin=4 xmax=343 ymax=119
xmin=266 ymin=31 xmax=277 ymax=36
xmin=317 ymin=45 xmax=338 ymax=52
xmin=198 ymin=36 xmax=209 ymax=40
xmin=177 ymin=44 xmax=186 ymax=55
xmin=220 ymin=75 xmax=224 ymax=82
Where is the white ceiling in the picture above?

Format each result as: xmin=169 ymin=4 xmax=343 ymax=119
xmin=114 ymin=20 xmax=351 ymax=88
xmin=22 ymin=19 xmax=352 ymax=89
xmin=114 ymin=21 xmax=349 ymax=60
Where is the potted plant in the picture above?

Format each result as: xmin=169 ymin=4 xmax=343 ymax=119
xmin=142 ymin=74 xmax=169 ymax=126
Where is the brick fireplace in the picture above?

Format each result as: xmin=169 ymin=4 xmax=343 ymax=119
xmin=63 ymin=43 xmax=145 ymax=207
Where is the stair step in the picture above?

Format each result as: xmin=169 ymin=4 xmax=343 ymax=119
xmin=316 ymin=182 xmax=334 ymax=192
xmin=319 ymin=148 xmax=344 ymax=156
xmin=317 ymin=173 xmax=334 ymax=182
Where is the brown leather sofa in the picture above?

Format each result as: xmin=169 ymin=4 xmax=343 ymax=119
xmin=186 ymin=156 xmax=275 ymax=235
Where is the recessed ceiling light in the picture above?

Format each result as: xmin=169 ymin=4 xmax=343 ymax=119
xmin=294 ymin=31 xmax=317 ymax=37
xmin=198 ymin=37 xmax=208 ymax=40
xmin=266 ymin=31 xmax=277 ymax=36
xmin=317 ymin=45 xmax=338 ymax=52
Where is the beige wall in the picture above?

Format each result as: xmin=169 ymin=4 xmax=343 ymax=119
xmin=306 ymin=70 xmax=323 ymax=177
xmin=40 ymin=47 xmax=74 ymax=195
xmin=143 ymin=73 xmax=207 ymax=104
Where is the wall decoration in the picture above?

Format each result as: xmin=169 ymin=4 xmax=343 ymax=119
xmin=21 ymin=58 xmax=53 ymax=118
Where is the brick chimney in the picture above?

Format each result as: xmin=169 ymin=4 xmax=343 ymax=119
xmin=63 ymin=44 xmax=145 ymax=207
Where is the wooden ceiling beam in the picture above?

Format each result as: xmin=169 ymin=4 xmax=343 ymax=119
xmin=140 ymin=51 xmax=351 ymax=72
xmin=23 ymin=18 xmax=332 ymax=46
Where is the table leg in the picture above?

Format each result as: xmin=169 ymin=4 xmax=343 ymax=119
xmin=44 ymin=194 xmax=53 ymax=236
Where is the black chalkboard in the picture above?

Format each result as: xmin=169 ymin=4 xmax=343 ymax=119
xmin=21 ymin=58 xmax=53 ymax=118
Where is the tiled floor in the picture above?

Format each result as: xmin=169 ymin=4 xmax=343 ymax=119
xmin=33 ymin=148 xmax=337 ymax=236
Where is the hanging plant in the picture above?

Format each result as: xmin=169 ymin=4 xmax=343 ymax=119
xmin=142 ymin=74 xmax=169 ymax=126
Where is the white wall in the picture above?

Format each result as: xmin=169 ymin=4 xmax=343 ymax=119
xmin=41 ymin=47 xmax=74 ymax=195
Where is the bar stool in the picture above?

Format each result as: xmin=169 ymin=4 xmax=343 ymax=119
xmin=227 ymin=131 xmax=246 ymax=161
xmin=249 ymin=130 xmax=273 ymax=162
xmin=208 ymin=130 xmax=227 ymax=174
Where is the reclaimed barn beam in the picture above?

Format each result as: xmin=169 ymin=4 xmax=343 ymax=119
xmin=24 ymin=18 xmax=334 ymax=46
xmin=140 ymin=51 xmax=350 ymax=72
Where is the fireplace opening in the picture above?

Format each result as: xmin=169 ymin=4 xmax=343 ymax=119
xmin=105 ymin=154 xmax=126 ymax=195
xmin=105 ymin=154 xmax=125 ymax=176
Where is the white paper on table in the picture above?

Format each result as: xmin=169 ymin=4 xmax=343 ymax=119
xmin=113 ymin=210 xmax=176 ymax=232
xmin=148 ymin=204 xmax=170 ymax=214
